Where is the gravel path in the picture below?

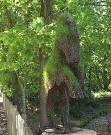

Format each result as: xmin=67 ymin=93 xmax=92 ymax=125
xmin=85 ymin=113 xmax=111 ymax=135
xmin=0 ymin=95 xmax=8 ymax=135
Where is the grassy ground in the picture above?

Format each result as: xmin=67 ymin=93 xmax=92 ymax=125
xmin=71 ymin=91 xmax=111 ymax=128
xmin=26 ymin=91 xmax=111 ymax=134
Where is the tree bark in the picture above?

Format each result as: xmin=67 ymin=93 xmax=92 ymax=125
xmin=39 ymin=49 xmax=48 ymax=127
xmin=40 ymin=0 xmax=52 ymax=24
xmin=39 ymin=0 xmax=53 ymax=128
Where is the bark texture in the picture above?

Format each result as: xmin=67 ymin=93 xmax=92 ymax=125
xmin=57 ymin=15 xmax=84 ymax=91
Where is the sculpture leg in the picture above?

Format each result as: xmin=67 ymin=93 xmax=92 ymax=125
xmin=60 ymin=82 xmax=70 ymax=131
xmin=47 ymin=82 xmax=70 ymax=130
xmin=61 ymin=97 xmax=70 ymax=131
xmin=47 ymin=85 xmax=57 ymax=127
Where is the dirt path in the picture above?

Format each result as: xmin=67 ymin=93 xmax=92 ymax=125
xmin=85 ymin=113 xmax=111 ymax=135
xmin=0 ymin=95 xmax=8 ymax=135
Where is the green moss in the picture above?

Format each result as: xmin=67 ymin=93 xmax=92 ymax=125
xmin=43 ymin=12 xmax=80 ymax=90
xmin=43 ymin=46 xmax=79 ymax=90
xmin=44 ymin=46 xmax=62 ymax=76
xmin=63 ymin=65 xmax=79 ymax=88
xmin=55 ymin=12 xmax=73 ymax=40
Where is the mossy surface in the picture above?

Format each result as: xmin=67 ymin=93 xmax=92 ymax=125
xmin=43 ymin=12 xmax=80 ymax=91
xmin=43 ymin=45 xmax=79 ymax=91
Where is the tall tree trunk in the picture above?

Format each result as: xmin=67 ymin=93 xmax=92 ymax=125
xmin=39 ymin=0 xmax=52 ymax=128
xmin=40 ymin=0 xmax=52 ymax=24
xmin=39 ymin=49 xmax=48 ymax=127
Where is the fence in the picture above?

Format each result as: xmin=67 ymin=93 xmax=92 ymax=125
xmin=3 ymin=96 xmax=33 ymax=135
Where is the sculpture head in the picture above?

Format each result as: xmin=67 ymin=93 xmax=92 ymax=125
xmin=59 ymin=12 xmax=77 ymax=31
xmin=56 ymin=13 xmax=80 ymax=64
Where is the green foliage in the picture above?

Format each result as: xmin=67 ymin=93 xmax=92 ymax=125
xmin=0 ymin=0 xmax=55 ymax=97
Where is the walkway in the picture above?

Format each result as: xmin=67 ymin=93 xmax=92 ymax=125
xmin=0 ymin=94 xmax=8 ymax=135
xmin=86 ymin=113 xmax=111 ymax=135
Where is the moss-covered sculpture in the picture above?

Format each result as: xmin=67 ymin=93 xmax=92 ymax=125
xmin=43 ymin=12 xmax=84 ymax=131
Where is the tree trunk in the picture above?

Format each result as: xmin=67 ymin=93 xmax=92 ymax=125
xmin=40 ymin=0 xmax=52 ymax=24
xmin=39 ymin=0 xmax=53 ymax=128
xmin=10 ymin=71 xmax=23 ymax=112
xmin=39 ymin=49 xmax=48 ymax=127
